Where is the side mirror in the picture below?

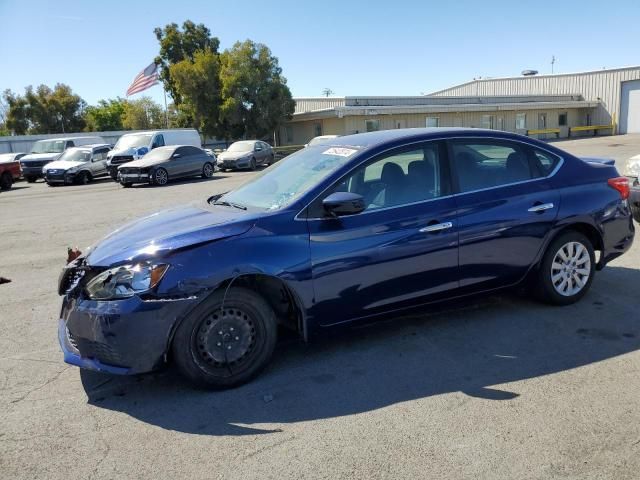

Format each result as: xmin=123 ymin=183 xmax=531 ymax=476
xmin=172 ymin=153 xmax=181 ymax=159
xmin=322 ymin=192 xmax=365 ymax=216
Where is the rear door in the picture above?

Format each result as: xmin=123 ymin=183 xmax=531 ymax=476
xmin=307 ymin=140 xmax=459 ymax=326
xmin=181 ymin=146 xmax=207 ymax=176
xmin=449 ymin=138 xmax=561 ymax=290
xmin=90 ymin=147 xmax=110 ymax=176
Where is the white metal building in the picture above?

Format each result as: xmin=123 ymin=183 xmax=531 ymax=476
xmin=281 ymin=66 xmax=640 ymax=145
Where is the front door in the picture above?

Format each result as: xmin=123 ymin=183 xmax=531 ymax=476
xmin=307 ymin=140 xmax=459 ymax=327
xmin=449 ymin=138 xmax=560 ymax=290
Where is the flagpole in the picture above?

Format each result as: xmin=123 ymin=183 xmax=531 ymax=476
xmin=163 ymin=85 xmax=168 ymax=129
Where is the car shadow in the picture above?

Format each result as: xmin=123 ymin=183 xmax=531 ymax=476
xmin=129 ymin=176 xmax=230 ymax=189
xmin=0 ymin=185 xmax=30 ymax=192
xmin=82 ymin=265 xmax=640 ymax=436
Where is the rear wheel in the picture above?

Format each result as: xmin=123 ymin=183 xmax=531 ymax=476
xmin=172 ymin=287 xmax=278 ymax=389
xmin=0 ymin=172 xmax=12 ymax=190
xmin=536 ymin=231 xmax=595 ymax=305
xmin=202 ymin=162 xmax=214 ymax=178
xmin=152 ymin=167 xmax=169 ymax=186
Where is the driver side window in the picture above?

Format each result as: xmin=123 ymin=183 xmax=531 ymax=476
xmin=152 ymin=135 xmax=165 ymax=149
xmin=331 ymin=141 xmax=450 ymax=212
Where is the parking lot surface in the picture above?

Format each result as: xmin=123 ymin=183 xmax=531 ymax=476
xmin=1 ymin=137 xmax=639 ymax=479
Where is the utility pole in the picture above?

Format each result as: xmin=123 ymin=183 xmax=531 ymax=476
xmin=551 ymin=55 xmax=556 ymax=74
xmin=322 ymin=88 xmax=334 ymax=97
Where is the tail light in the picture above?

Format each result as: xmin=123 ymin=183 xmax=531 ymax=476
xmin=607 ymin=177 xmax=630 ymax=200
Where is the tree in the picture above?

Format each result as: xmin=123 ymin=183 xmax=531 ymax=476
xmin=169 ymin=49 xmax=221 ymax=138
xmin=122 ymin=97 xmax=165 ymax=130
xmin=2 ymin=89 xmax=28 ymax=135
xmin=85 ymin=98 xmax=126 ymax=131
xmin=23 ymin=83 xmax=87 ymax=133
xmin=322 ymin=88 xmax=334 ymax=97
xmin=154 ymin=21 xmax=220 ymax=104
xmin=219 ymin=40 xmax=295 ymax=139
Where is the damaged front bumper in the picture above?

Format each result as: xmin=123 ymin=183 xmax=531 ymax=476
xmin=58 ymin=292 xmax=201 ymax=375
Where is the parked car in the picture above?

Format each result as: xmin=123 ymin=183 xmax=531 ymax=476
xmin=42 ymin=144 xmax=112 ymax=186
xmin=58 ymin=128 xmax=634 ymax=389
xmin=20 ymin=136 xmax=105 ymax=183
xmin=117 ymin=145 xmax=215 ymax=187
xmin=217 ymin=140 xmax=273 ymax=170
xmin=0 ymin=153 xmax=25 ymax=190
xmin=306 ymin=134 xmax=341 ymax=147
xmin=106 ymin=129 xmax=201 ymax=180
xmin=630 ymin=186 xmax=640 ymax=223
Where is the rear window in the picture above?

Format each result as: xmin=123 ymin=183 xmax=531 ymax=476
xmin=531 ymin=148 xmax=561 ymax=176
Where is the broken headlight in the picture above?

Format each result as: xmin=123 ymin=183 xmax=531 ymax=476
xmin=85 ymin=263 xmax=168 ymax=300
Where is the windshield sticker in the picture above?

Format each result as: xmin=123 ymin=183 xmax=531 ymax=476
xmin=322 ymin=147 xmax=357 ymax=157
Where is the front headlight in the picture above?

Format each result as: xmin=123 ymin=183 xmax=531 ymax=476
xmin=85 ymin=263 xmax=169 ymax=300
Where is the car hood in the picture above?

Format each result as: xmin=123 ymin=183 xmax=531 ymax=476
xmin=218 ymin=151 xmax=251 ymax=161
xmin=43 ymin=160 xmax=86 ymax=171
xmin=85 ymin=202 xmax=255 ymax=266
xmin=21 ymin=152 xmax=61 ymax=163
xmin=117 ymin=156 xmax=166 ymax=169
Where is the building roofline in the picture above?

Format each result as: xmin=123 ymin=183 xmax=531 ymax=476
xmin=427 ymin=65 xmax=640 ymax=95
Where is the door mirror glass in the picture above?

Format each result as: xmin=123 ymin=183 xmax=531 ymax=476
xmin=322 ymin=192 xmax=365 ymax=216
xmin=172 ymin=153 xmax=181 ymax=159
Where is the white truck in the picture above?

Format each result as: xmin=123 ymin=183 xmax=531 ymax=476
xmin=106 ymin=129 xmax=201 ymax=180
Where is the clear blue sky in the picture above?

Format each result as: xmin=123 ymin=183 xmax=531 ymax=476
xmin=1 ymin=0 xmax=639 ymax=106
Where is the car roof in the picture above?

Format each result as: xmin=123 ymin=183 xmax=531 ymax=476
xmin=325 ymin=127 xmax=520 ymax=149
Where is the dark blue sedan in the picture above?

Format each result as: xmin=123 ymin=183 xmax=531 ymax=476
xmin=58 ymin=128 xmax=635 ymax=388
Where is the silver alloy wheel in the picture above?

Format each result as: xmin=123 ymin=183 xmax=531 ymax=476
xmin=550 ymin=241 xmax=591 ymax=297
xmin=203 ymin=163 xmax=214 ymax=177
xmin=155 ymin=168 xmax=168 ymax=185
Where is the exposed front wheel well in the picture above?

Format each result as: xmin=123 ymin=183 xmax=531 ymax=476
xmin=214 ymin=274 xmax=303 ymax=337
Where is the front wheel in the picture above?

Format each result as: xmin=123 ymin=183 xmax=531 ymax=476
xmin=172 ymin=287 xmax=278 ymax=389
xmin=536 ymin=231 xmax=595 ymax=305
xmin=202 ymin=162 xmax=214 ymax=179
xmin=0 ymin=172 xmax=12 ymax=190
xmin=152 ymin=167 xmax=169 ymax=186
xmin=77 ymin=171 xmax=91 ymax=185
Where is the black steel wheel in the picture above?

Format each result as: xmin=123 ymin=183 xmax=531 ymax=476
xmin=77 ymin=171 xmax=91 ymax=185
xmin=172 ymin=287 xmax=278 ymax=389
xmin=202 ymin=162 xmax=214 ymax=178
xmin=250 ymin=157 xmax=256 ymax=171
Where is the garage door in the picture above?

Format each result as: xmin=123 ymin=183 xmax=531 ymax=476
xmin=620 ymin=80 xmax=640 ymax=134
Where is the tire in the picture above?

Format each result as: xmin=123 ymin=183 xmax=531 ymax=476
xmin=172 ymin=286 xmax=278 ymax=389
xmin=152 ymin=167 xmax=169 ymax=186
xmin=202 ymin=162 xmax=214 ymax=179
xmin=77 ymin=171 xmax=91 ymax=185
xmin=0 ymin=172 xmax=12 ymax=190
xmin=536 ymin=231 xmax=596 ymax=306
xmin=250 ymin=157 xmax=256 ymax=171
xmin=631 ymin=201 xmax=640 ymax=223
xmin=25 ymin=176 xmax=37 ymax=183
xmin=266 ymin=154 xmax=274 ymax=166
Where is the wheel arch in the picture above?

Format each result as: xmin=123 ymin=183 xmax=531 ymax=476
xmin=538 ymin=221 xmax=605 ymax=271
xmin=164 ymin=272 xmax=306 ymax=364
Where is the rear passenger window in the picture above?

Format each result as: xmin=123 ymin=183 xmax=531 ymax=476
xmin=330 ymin=141 xmax=450 ymax=211
xmin=531 ymin=149 xmax=560 ymax=177
xmin=450 ymin=140 xmax=534 ymax=193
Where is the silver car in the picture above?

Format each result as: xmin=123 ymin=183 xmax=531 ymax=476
xmin=217 ymin=140 xmax=274 ymax=171
xmin=117 ymin=145 xmax=215 ymax=187
xmin=42 ymin=144 xmax=112 ymax=186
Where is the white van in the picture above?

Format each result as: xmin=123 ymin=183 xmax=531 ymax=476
xmin=106 ymin=129 xmax=201 ymax=179
xmin=20 ymin=136 xmax=106 ymax=182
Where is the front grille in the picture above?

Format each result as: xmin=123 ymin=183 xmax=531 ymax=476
xmin=69 ymin=331 xmax=125 ymax=367
xmin=45 ymin=171 xmax=66 ymax=181
xmin=110 ymin=155 xmax=134 ymax=165
xmin=22 ymin=160 xmax=50 ymax=168
xmin=119 ymin=168 xmax=140 ymax=175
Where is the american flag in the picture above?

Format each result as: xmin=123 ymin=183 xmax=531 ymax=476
xmin=126 ymin=62 xmax=159 ymax=96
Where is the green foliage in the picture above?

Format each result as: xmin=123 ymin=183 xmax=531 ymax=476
xmin=2 ymin=84 xmax=86 ymax=134
xmin=219 ymin=40 xmax=295 ymax=139
xmin=154 ymin=21 xmax=220 ymax=104
xmin=85 ymin=98 xmax=126 ymax=132
xmin=169 ymin=49 xmax=221 ymax=138
xmin=122 ymin=97 xmax=165 ymax=130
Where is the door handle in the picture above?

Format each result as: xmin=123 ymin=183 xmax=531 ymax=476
xmin=419 ymin=221 xmax=453 ymax=233
xmin=527 ymin=202 xmax=554 ymax=213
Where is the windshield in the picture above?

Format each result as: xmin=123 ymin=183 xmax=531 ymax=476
xmin=140 ymin=148 xmax=172 ymax=161
xmin=227 ymin=141 xmax=254 ymax=153
xmin=31 ymin=140 xmax=66 ymax=154
xmin=219 ymin=145 xmax=359 ymax=210
xmin=114 ymin=134 xmax=153 ymax=150
xmin=57 ymin=149 xmax=91 ymax=163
